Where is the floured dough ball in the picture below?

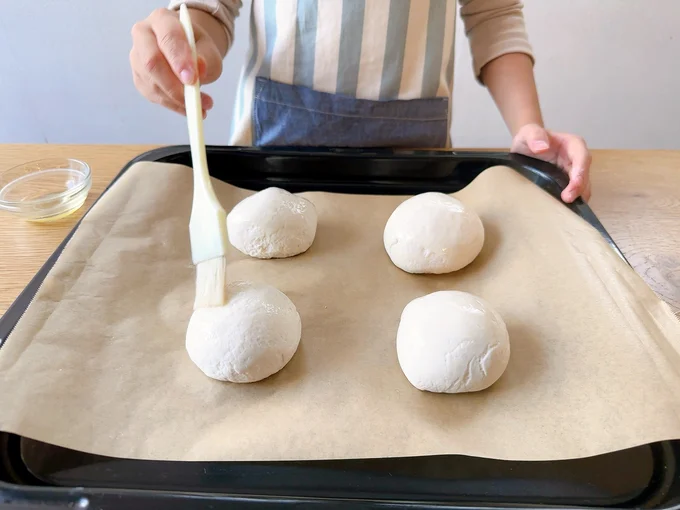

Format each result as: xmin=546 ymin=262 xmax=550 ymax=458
xmin=186 ymin=281 xmax=301 ymax=383
xmin=397 ymin=291 xmax=510 ymax=394
xmin=227 ymin=187 xmax=317 ymax=259
xmin=383 ymin=192 xmax=484 ymax=274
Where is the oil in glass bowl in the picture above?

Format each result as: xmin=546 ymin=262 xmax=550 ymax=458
xmin=0 ymin=158 xmax=92 ymax=221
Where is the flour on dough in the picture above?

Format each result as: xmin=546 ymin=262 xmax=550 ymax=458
xmin=384 ymin=192 xmax=484 ymax=274
xmin=397 ymin=291 xmax=510 ymax=393
xmin=227 ymin=187 xmax=317 ymax=259
xmin=186 ymin=281 xmax=301 ymax=383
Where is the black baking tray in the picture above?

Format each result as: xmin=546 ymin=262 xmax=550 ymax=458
xmin=1 ymin=146 xmax=678 ymax=510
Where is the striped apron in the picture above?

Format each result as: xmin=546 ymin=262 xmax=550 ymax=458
xmin=230 ymin=0 xmax=457 ymax=148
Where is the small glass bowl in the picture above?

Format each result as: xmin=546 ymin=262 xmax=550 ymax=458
xmin=0 ymin=158 xmax=92 ymax=222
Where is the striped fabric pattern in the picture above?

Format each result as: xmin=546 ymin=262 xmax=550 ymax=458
xmin=170 ymin=0 xmax=534 ymax=147
xmin=233 ymin=0 xmax=458 ymax=145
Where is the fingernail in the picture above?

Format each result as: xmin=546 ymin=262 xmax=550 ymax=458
xmin=531 ymin=141 xmax=549 ymax=151
xmin=180 ymin=68 xmax=193 ymax=84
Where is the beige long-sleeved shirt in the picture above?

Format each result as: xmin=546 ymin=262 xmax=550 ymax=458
xmin=169 ymin=0 xmax=533 ymax=147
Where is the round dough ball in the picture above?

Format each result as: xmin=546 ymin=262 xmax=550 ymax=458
xmin=227 ymin=187 xmax=317 ymax=259
xmin=383 ymin=192 xmax=484 ymax=274
xmin=186 ymin=281 xmax=301 ymax=383
xmin=396 ymin=291 xmax=510 ymax=394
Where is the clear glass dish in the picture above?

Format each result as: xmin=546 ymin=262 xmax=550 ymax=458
xmin=0 ymin=158 xmax=91 ymax=222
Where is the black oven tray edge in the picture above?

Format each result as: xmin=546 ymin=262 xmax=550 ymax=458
xmin=1 ymin=146 xmax=677 ymax=510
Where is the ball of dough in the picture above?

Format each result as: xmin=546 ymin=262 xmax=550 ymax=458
xmin=383 ymin=192 xmax=484 ymax=274
xmin=186 ymin=281 xmax=301 ymax=383
xmin=396 ymin=291 xmax=510 ymax=394
xmin=227 ymin=187 xmax=317 ymax=259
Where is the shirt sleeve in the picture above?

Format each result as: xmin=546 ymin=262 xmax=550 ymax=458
xmin=458 ymin=0 xmax=534 ymax=81
xmin=167 ymin=0 xmax=242 ymax=49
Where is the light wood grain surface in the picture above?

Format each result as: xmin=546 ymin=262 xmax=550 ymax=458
xmin=1 ymin=145 xmax=679 ymax=317
xmin=0 ymin=145 xmax=157 ymax=317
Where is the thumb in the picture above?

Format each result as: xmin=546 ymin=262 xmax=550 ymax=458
xmin=520 ymin=124 xmax=550 ymax=154
xmin=196 ymin=39 xmax=223 ymax=84
xmin=561 ymin=171 xmax=585 ymax=203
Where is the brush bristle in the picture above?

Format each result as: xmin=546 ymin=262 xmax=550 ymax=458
xmin=194 ymin=257 xmax=227 ymax=309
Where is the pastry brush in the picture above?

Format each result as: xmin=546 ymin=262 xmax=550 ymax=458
xmin=179 ymin=4 xmax=228 ymax=309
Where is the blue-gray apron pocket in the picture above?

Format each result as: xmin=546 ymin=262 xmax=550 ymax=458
xmin=252 ymin=77 xmax=449 ymax=148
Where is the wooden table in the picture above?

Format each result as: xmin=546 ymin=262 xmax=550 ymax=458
xmin=1 ymin=145 xmax=679 ymax=317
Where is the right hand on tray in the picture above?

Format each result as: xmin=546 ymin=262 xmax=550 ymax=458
xmin=129 ymin=8 xmax=225 ymax=117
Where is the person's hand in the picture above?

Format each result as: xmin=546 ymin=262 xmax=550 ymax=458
xmin=511 ymin=123 xmax=592 ymax=203
xmin=130 ymin=8 xmax=223 ymax=117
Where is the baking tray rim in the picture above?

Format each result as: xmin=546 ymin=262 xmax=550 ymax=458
xmin=1 ymin=145 xmax=675 ymax=510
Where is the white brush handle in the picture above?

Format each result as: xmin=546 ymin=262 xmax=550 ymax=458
xmin=179 ymin=4 xmax=227 ymax=265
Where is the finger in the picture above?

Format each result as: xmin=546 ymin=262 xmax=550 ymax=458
xmin=137 ymin=74 xmax=186 ymax=115
xmin=132 ymin=70 xmax=174 ymax=108
xmin=132 ymin=70 xmax=154 ymax=100
xmin=196 ymin=38 xmax=223 ymax=84
xmin=134 ymin=49 xmax=212 ymax=113
xmin=522 ymin=124 xmax=551 ymax=154
xmin=201 ymin=92 xmax=214 ymax=110
xmin=131 ymin=28 xmax=185 ymax=107
xmin=150 ymin=9 xmax=196 ymax=84
xmin=561 ymin=168 xmax=586 ymax=203
xmin=562 ymin=136 xmax=591 ymax=202
xmin=582 ymin=179 xmax=592 ymax=202
xmin=145 ymin=80 xmax=207 ymax=117
xmin=197 ymin=56 xmax=207 ymax=80
xmin=133 ymin=39 xmax=213 ymax=112
xmin=154 ymin=93 xmax=187 ymax=116
xmin=565 ymin=135 xmax=591 ymax=172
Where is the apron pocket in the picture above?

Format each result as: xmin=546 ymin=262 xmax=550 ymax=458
xmin=252 ymin=77 xmax=449 ymax=148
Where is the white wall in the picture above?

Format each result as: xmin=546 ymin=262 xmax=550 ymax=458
xmin=0 ymin=1 xmax=249 ymax=145
xmin=452 ymin=1 xmax=680 ymax=149
xmin=1 ymin=1 xmax=679 ymax=148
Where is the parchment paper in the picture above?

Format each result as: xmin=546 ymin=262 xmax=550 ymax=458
xmin=1 ymin=162 xmax=679 ymax=462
